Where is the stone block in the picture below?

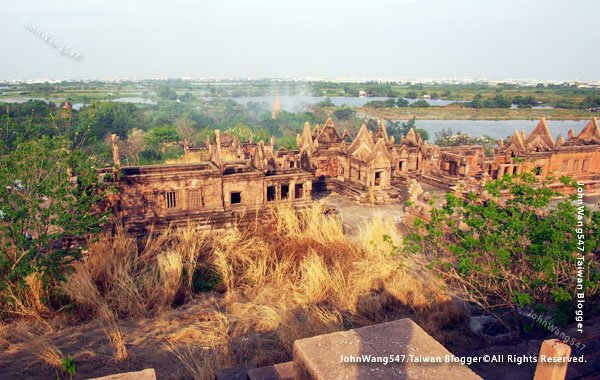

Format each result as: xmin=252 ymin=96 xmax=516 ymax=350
xmin=293 ymin=318 xmax=481 ymax=380
xmin=248 ymin=362 xmax=292 ymax=380
xmin=86 ymin=368 xmax=156 ymax=380
xmin=215 ymin=364 xmax=257 ymax=380
xmin=533 ymin=339 xmax=571 ymax=380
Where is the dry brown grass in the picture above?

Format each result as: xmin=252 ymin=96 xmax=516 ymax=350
xmin=53 ymin=203 xmax=462 ymax=379
xmin=0 ymin=273 xmax=53 ymax=326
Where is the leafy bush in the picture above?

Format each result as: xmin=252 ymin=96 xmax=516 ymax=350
xmin=409 ymin=100 xmax=431 ymax=108
xmin=410 ymin=173 xmax=599 ymax=331
xmin=0 ymin=136 xmax=108 ymax=316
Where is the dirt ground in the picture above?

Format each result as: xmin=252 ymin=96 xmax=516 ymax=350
xmin=0 ymin=297 xmax=224 ymax=379
xmin=317 ymin=193 xmax=404 ymax=237
xmin=316 ymin=182 xmax=448 ymax=237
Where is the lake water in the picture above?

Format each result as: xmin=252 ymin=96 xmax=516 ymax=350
xmin=0 ymin=97 xmax=155 ymax=110
xmin=412 ymin=119 xmax=589 ymax=140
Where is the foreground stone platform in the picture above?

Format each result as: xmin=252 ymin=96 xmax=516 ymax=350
xmin=292 ymin=318 xmax=481 ymax=380
xmin=87 ymin=368 xmax=156 ymax=380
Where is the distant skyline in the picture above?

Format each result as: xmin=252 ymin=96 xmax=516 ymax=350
xmin=2 ymin=0 xmax=599 ymax=81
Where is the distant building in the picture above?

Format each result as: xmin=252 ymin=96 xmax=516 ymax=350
xmin=358 ymin=90 xmax=367 ymax=98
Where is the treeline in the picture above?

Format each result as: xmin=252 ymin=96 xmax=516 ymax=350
xmin=363 ymin=98 xmax=430 ymax=108
xmin=359 ymin=93 xmax=600 ymax=110
xmin=460 ymin=94 xmax=600 ymax=110
xmin=553 ymin=95 xmax=600 ymax=110
xmin=0 ymin=99 xmax=321 ymax=166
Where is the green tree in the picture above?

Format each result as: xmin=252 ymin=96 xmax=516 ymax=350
xmin=75 ymin=102 xmax=142 ymax=140
xmin=410 ymin=174 xmax=599 ymax=331
xmin=226 ymin=124 xmax=254 ymax=141
xmin=0 ymin=136 xmax=108 ymax=314
xmin=145 ymin=125 xmax=179 ymax=145
xmin=277 ymin=135 xmax=298 ymax=150
xmin=333 ymin=108 xmax=355 ymax=121
xmin=409 ymin=100 xmax=430 ymax=108
xmin=316 ymin=98 xmax=335 ymax=107
xmin=396 ymin=98 xmax=409 ymax=107
xmin=156 ymin=86 xmax=178 ymax=100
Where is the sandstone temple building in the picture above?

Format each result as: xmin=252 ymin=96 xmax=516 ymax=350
xmin=104 ymin=117 xmax=600 ymax=232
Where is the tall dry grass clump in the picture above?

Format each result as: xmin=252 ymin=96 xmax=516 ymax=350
xmin=57 ymin=203 xmax=462 ymax=379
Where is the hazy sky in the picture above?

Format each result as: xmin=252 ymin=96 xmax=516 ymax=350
xmin=2 ymin=0 xmax=599 ymax=81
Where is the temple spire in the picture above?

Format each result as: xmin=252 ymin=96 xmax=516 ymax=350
xmin=271 ymin=90 xmax=280 ymax=119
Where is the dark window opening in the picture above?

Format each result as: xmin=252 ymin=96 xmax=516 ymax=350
xmin=294 ymin=183 xmax=303 ymax=199
xmin=399 ymin=161 xmax=404 ymax=171
xmin=534 ymin=167 xmax=542 ymax=176
xmin=281 ymin=184 xmax=289 ymax=200
xmin=512 ymin=166 xmax=518 ymax=174
xmin=374 ymin=172 xmax=381 ymax=186
xmin=449 ymin=162 xmax=458 ymax=176
xmin=165 ymin=191 xmax=177 ymax=209
xmin=266 ymin=186 xmax=276 ymax=202
xmin=231 ymin=192 xmax=241 ymax=204
xmin=224 ymin=167 xmax=245 ymax=175
xmin=290 ymin=161 xmax=295 ymax=168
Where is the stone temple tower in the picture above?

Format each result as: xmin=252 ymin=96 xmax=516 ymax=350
xmin=272 ymin=90 xmax=280 ymax=119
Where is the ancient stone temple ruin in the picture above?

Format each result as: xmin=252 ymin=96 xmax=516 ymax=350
xmin=105 ymin=117 xmax=600 ymax=231
xmin=105 ymin=130 xmax=313 ymax=231
xmin=486 ymin=118 xmax=600 ymax=191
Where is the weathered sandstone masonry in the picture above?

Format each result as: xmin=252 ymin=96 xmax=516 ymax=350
xmin=105 ymin=117 xmax=600 ymax=231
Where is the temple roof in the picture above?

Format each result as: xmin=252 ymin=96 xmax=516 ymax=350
xmin=366 ymin=137 xmax=393 ymax=163
xmin=526 ymin=118 xmax=555 ymax=147
xmin=404 ymin=128 xmax=420 ymax=147
xmin=347 ymin=124 xmax=375 ymax=155
xmin=373 ymin=119 xmax=390 ymax=145
xmin=503 ymin=130 xmax=526 ymax=154
xmin=311 ymin=124 xmax=322 ymax=139
xmin=297 ymin=121 xmax=315 ymax=152
xmin=315 ymin=118 xmax=342 ymax=143
xmin=576 ymin=118 xmax=600 ymax=144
